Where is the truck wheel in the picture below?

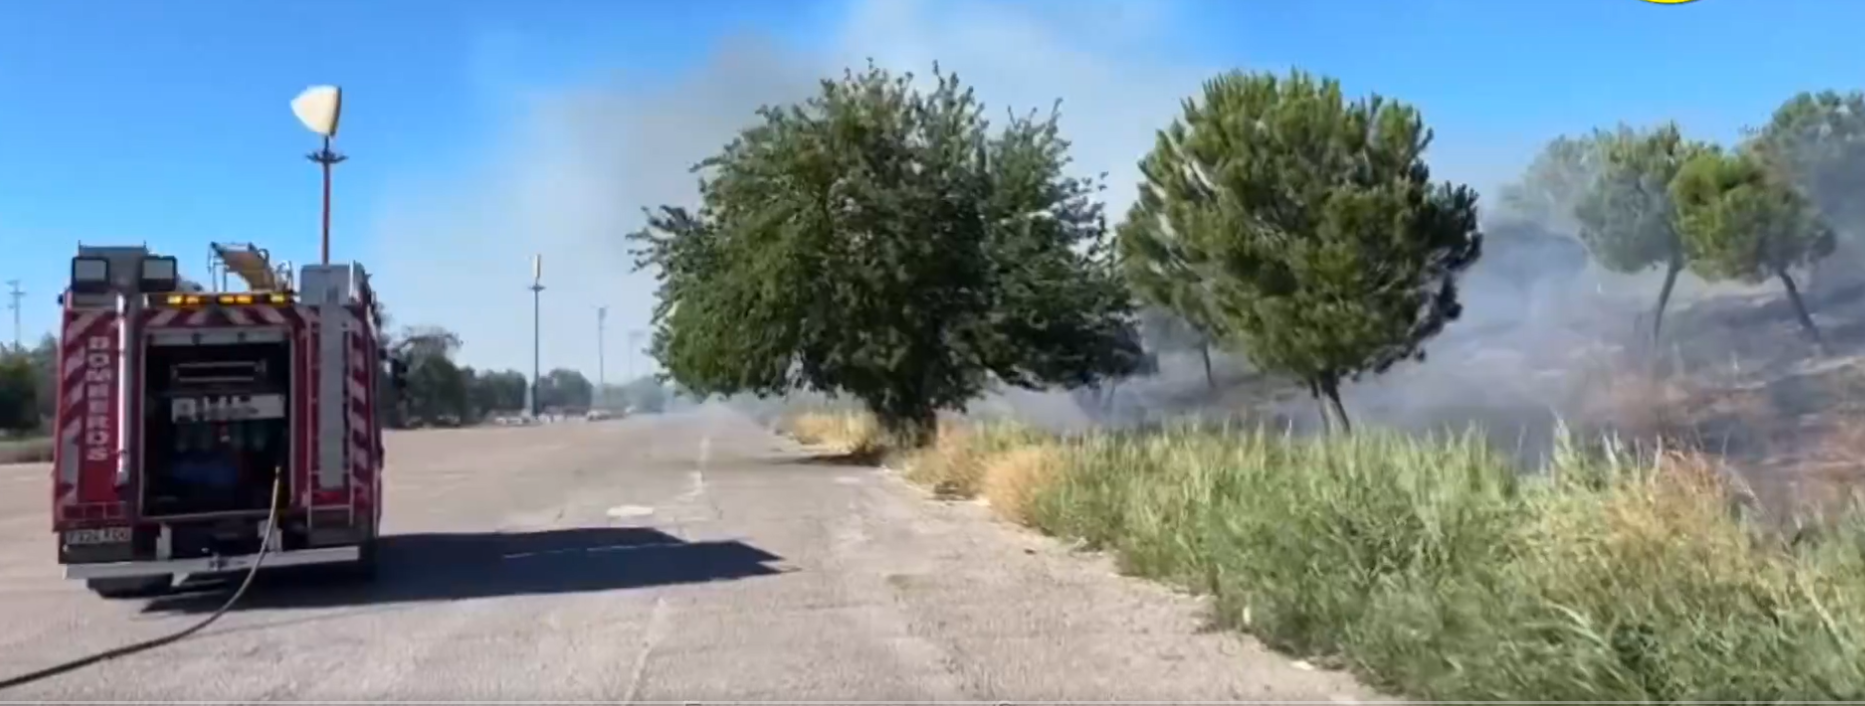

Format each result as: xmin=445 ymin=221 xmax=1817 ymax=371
xmin=86 ymin=576 xmax=172 ymax=599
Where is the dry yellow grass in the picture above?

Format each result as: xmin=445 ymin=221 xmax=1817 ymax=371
xmin=901 ymin=419 xmax=1049 ymax=500
xmin=785 ymin=411 xmax=885 ymax=457
xmin=780 ymin=411 xmax=1065 ymax=523
xmin=978 ymin=443 xmax=1066 ymax=525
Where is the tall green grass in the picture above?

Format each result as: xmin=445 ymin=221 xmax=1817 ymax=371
xmin=1026 ymin=423 xmax=1865 ymax=701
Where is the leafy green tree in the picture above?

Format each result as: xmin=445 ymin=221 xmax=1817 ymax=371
xmin=629 ymin=62 xmax=1142 ymax=446
xmin=1118 ymin=69 xmax=1482 ymax=433
xmin=537 ymin=368 xmax=593 ymax=411
xmin=1670 ymin=148 xmax=1836 ymax=351
xmin=1500 ymin=134 xmax=1604 ymax=232
xmin=388 ymin=326 xmax=469 ymax=427
xmin=1745 ymin=90 xmax=1865 ymax=230
xmin=1743 ymin=90 xmax=1865 ymax=293
xmin=1134 ymin=306 xmax=1211 ymax=387
xmin=469 ymin=369 xmax=528 ymax=418
xmin=0 ymin=350 xmax=37 ymax=433
xmin=1580 ymin=124 xmax=1709 ymax=342
xmin=1508 ymin=124 xmax=1708 ymax=342
xmin=404 ymin=356 xmax=468 ymax=426
xmin=25 ymin=335 xmax=55 ymax=423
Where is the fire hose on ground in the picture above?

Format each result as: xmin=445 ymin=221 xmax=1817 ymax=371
xmin=0 ymin=470 xmax=283 ymax=692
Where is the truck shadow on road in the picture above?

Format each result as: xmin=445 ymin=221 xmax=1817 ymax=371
xmin=137 ymin=526 xmax=786 ymax=613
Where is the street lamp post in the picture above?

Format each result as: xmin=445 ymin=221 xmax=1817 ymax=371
xmin=291 ymin=86 xmax=345 ymax=264
xmin=528 ymin=255 xmax=545 ymax=419
xmin=597 ymin=306 xmax=608 ymax=410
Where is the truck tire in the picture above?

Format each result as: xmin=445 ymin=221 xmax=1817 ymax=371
xmin=86 ymin=576 xmax=172 ymax=599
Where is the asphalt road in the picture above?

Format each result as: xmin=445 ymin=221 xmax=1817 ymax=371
xmin=0 ymin=405 xmax=1379 ymax=701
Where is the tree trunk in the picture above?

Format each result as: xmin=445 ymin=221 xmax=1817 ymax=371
xmin=1778 ymin=269 xmax=1827 ymax=355
xmin=874 ymin=403 xmax=938 ymax=449
xmin=1652 ymin=258 xmax=1683 ymax=344
xmin=1310 ymin=377 xmax=1351 ymax=435
xmin=1321 ymin=378 xmax=1352 ymax=435
xmin=1200 ymin=343 xmax=1215 ymax=389
xmin=1308 ymin=381 xmax=1329 ymax=433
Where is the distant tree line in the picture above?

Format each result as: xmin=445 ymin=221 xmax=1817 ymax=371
xmin=0 ymin=336 xmax=55 ymax=436
xmin=0 ymin=320 xmax=637 ymax=435
xmin=381 ymin=324 xmax=635 ymax=427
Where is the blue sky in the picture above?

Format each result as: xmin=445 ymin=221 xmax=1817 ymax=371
xmin=2 ymin=0 xmax=1860 ymax=375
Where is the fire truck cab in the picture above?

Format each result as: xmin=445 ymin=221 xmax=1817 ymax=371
xmin=52 ymin=243 xmax=393 ymax=598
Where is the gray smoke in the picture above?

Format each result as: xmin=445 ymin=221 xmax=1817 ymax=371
xmin=370 ymin=1 xmax=1865 ymax=503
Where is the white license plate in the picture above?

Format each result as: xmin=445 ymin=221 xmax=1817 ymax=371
xmin=65 ymin=527 xmax=132 ymax=545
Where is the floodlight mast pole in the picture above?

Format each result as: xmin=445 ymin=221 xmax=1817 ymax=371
xmin=529 ymin=256 xmax=545 ymax=418
xmin=309 ymin=136 xmax=347 ymax=265
xmin=597 ymin=306 xmax=608 ymax=410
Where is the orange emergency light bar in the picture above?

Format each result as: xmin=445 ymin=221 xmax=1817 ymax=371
xmin=158 ymin=292 xmax=291 ymax=307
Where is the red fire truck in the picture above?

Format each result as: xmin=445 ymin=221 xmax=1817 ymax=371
xmin=51 ymin=242 xmax=394 ymax=598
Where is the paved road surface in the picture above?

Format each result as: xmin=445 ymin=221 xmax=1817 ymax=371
xmin=0 ymin=405 xmax=1378 ymax=701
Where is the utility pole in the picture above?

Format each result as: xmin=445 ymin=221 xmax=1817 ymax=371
xmin=596 ymin=306 xmax=608 ymax=410
xmin=4 ymin=280 xmax=22 ymax=353
xmin=528 ymin=255 xmax=545 ymax=418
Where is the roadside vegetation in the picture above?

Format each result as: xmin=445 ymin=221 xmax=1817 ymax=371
xmin=640 ymin=57 xmax=1865 ymax=701
xmin=781 ymin=409 xmax=1865 ymax=700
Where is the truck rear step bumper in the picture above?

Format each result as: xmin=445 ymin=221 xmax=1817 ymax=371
xmin=64 ymin=546 xmax=362 ymax=580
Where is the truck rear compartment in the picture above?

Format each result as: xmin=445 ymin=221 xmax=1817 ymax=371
xmin=141 ymin=340 xmax=294 ymax=518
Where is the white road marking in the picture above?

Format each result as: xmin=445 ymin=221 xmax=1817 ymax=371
xmin=678 ymin=435 xmax=710 ymax=502
xmin=605 ymin=505 xmax=655 ymax=519
xmin=503 ymin=542 xmax=685 ymax=559
xmin=620 ymin=595 xmax=673 ymax=703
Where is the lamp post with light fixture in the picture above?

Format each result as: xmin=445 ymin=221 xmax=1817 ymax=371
xmin=290 ymin=85 xmax=345 ymax=265
xmin=529 ymin=255 xmax=545 ymax=419
xmin=597 ymin=306 xmax=608 ymax=410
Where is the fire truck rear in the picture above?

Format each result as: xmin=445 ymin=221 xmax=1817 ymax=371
xmin=52 ymin=243 xmax=392 ymax=598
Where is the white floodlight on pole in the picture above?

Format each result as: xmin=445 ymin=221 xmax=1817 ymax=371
xmin=292 ymin=85 xmax=347 ymax=264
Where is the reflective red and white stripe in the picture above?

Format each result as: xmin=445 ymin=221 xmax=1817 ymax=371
xmin=53 ymin=308 xmax=127 ymax=524
xmin=347 ymin=304 xmax=377 ymax=511
xmin=307 ymin=304 xmax=379 ymax=511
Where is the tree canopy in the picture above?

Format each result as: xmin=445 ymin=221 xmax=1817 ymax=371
xmin=0 ymin=352 xmax=37 ymax=434
xmin=1508 ymin=124 xmax=1708 ymax=342
xmin=1742 ymin=90 xmax=1865 ymax=295
xmin=1744 ymin=90 xmax=1865 ymax=230
xmin=1670 ymin=147 xmax=1836 ymax=349
xmin=0 ymin=337 xmax=55 ymax=435
xmin=630 ymin=62 xmax=1142 ymax=445
xmin=537 ymin=368 xmax=594 ymax=411
xmin=1117 ymin=69 xmax=1482 ymax=432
